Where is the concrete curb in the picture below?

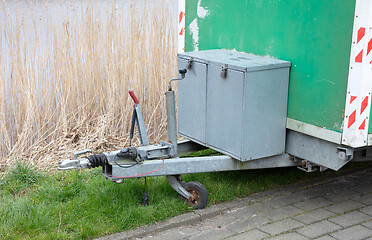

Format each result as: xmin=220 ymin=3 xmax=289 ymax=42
xmin=96 ymin=165 xmax=372 ymax=240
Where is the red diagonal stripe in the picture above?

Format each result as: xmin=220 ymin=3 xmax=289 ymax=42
xmin=361 ymin=96 xmax=369 ymax=114
xmin=179 ymin=11 xmax=184 ymax=23
xmin=367 ymin=38 xmax=372 ymax=55
xmin=179 ymin=28 xmax=184 ymax=36
xmin=355 ymin=50 xmax=363 ymax=62
xmin=357 ymin=27 xmax=365 ymax=43
xmin=359 ymin=119 xmax=366 ymax=130
xmin=348 ymin=110 xmax=356 ymax=128
xmin=350 ymin=96 xmax=357 ymax=104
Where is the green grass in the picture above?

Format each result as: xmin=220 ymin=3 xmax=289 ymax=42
xmin=0 ymin=154 xmax=370 ymax=239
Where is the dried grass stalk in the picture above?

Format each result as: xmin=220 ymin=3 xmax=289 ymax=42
xmin=0 ymin=0 xmax=177 ymax=172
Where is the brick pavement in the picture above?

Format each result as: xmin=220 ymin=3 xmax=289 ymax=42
xmin=136 ymin=169 xmax=372 ymax=240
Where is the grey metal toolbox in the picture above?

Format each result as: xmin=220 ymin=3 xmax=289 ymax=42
xmin=177 ymin=49 xmax=291 ymax=161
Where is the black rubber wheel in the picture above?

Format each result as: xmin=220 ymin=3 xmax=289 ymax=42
xmin=180 ymin=181 xmax=208 ymax=209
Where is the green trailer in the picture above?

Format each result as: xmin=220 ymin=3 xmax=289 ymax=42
xmin=58 ymin=0 xmax=372 ymax=209
xmin=177 ymin=0 xmax=372 ymax=170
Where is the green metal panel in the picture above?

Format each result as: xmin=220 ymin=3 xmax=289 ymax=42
xmin=185 ymin=0 xmax=356 ymax=133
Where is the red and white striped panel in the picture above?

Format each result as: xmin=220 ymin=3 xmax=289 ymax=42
xmin=178 ymin=0 xmax=186 ymax=53
xmin=367 ymin=27 xmax=372 ymax=64
xmin=346 ymin=95 xmax=369 ymax=130
xmin=342 ymin=0 xmax=372 ymax=147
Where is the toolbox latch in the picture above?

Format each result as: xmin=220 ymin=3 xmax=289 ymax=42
xmin=220 ymin=64 xmax=228 ymax=78
xmin=186 ymin=57 xmax=194 ymax=69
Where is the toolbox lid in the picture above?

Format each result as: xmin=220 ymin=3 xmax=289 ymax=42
xmin=178 ymin=49 xmax=291 ymax=72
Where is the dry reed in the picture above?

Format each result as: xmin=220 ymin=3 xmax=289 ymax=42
xmin=0 ymin=0 xmax=177 ymax=171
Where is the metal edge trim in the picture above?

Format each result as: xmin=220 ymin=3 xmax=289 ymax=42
xmin=286 ymin=118 xmax=342 ymax=144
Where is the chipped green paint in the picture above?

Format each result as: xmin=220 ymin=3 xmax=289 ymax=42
xmin=185 ymin=0 xmax=356 ymax=133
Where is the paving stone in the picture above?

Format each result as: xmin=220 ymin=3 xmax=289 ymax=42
xmin=315 ymin=235 xmax=336 ymax=240
xmin=293 ymin=196 xmax=333 ymax=211
xmin=226 ymin=216 xmax=270 ymax=233
xmin=177 ymin=226 xmax=201 ymax=237
xmin=293 ymin=208 xmax=335 ymax=225
xmin=139 ymin=230 xmax=187 ymax=240
xmin=353 ymin=173 xmax=372 ymax=184
xmin=363 ymin=220 xmax=372 ymax=229
xmin=198 ymin=213 xmax=237 ymax=229
xmin=323 ymin=190 xmax=356 ymax=202
xmin=225 ymin=229 xmax=269 ymax=240
xmin=360 ymin=205 xmax=372 ymax=216
xmin=326 ymin=178 xmax=357 ymax=190
xmin=349 ymin=182 xmax=372 ymax=195
xmin=353 ymin=193 xmax=372 ymax=205
xmin=270 ymin=232 xmax=307 ymax=240
xmin=138 ymin=235 xmax=181 ymax=240
xmin=227 ymin=203 xmax=273 ymax=220
xmin=139 ymin=225 xmax=202 ymax=240
xmin=266 ymin=205 xmax=303 ymax=221
xmin=324 ymin=199 xmax=365 ymax=214
xmin=328 ymin=210 xmax=371 ymax=227
xmin=188 ymin=228 xmax=235 ymax=240
xmin=296 ymin=220 xmax=341 ymax=239
xmin=323 ymin=180 xmax=358 ymax=202
xmin=264 ymin=194 xmax=305 ymax=208
xmin=258 ymin=218 xmax=304 ymax=235
xmin=345 ymin=175 xmax=370 ymax=186
xmin=310 ymin=184 xmax=335 ymax=193
xmin=295 ymin=186 xmax=332 ymax=200
xmin=331 ymin=225 xmax=372 ymax=240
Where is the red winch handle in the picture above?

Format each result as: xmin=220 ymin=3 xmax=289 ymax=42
xmin=128 ymin=90 xmax=139 ymax=105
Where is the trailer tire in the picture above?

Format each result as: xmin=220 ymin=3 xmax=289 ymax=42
xmin=180 ymin=181 xmax=208 ymax=209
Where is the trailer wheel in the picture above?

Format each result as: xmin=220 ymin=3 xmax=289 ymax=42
xmin=180 ymin=181 xmax=208 ymax=209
